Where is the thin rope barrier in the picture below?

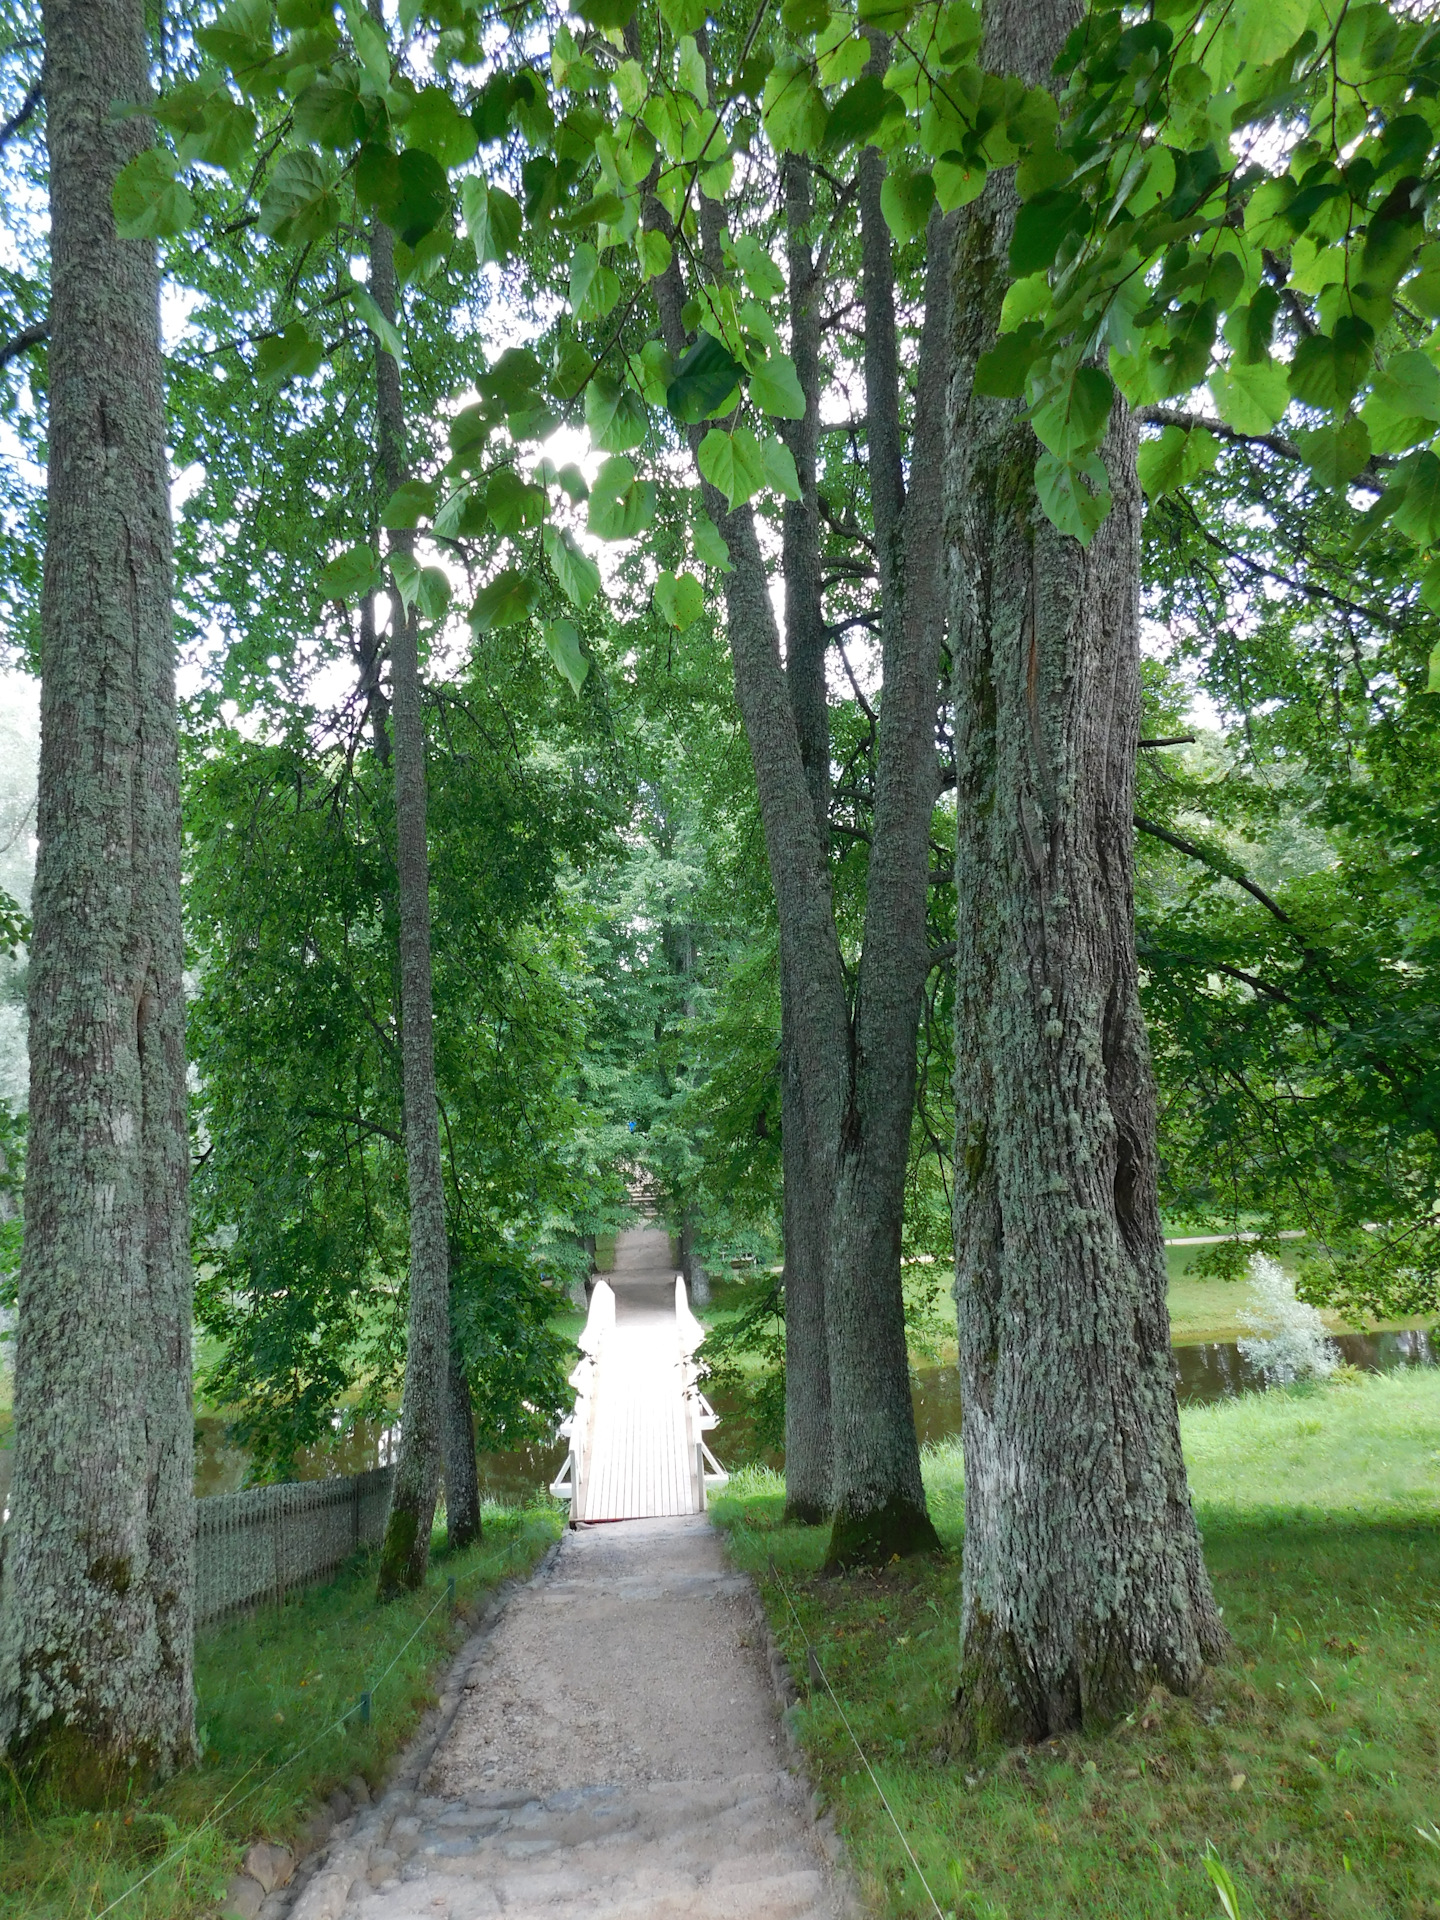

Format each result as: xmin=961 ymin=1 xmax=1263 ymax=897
xmin=767 ymin=1555 xmax=947 ymax=1920
xmin=88 ymin=1579 xmax=456 ymax=1918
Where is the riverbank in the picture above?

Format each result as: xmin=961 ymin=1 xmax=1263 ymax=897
xmin=0 ymin=1499 xmax=562 ymax=1919
xmin=716 ymin=1368 xmax=1440 ymax=1920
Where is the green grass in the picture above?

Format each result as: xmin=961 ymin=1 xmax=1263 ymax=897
xmin=0 ymin=1498 xmax=563 ymax=1918
xmin=714 ymin=1370 xmax=1440 ymax=1920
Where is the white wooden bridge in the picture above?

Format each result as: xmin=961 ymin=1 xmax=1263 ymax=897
xmin=551 ymin=1225 xmax=728 ymax=1522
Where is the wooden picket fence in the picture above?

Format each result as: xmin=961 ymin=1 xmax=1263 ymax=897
xmin=195 ymin=1466 xmax=394 ymax=1625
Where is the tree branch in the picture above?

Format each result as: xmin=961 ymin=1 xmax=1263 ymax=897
xmin=0 ymin=78 xmax=41 ymax=149
xmin=0 ymin=319 xmax=47 ymax=372
xmin=1133 ymin=813 xmax=1294 ymax=927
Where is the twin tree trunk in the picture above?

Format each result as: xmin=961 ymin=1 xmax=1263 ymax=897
xmin=369 ymin=217 xmax=476 ymax=1597
xmin=0 ymin=0 xmax=196 ymax=1776
xmin=945 ymin=0 xmax=1224 ymax=1746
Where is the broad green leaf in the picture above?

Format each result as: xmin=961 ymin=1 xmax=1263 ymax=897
xmin=551 ymin=339 xmax=595 ymax=400
xmin=543 ymin=618 xmax=590 ymax=694
xmin=382 ymin=478 xmax=438 ymax=528
xmin=406 ymin=86 xmax=479 ymax=167
xmin=481 ymin=347 xmax=547 ymax=411
xmin=660 ymin=0 xmax=707 ymax=30
xmin=576 ymin=0 xmax=633 ymax=25
xmin=570 ymin=244 xmax=621 ymax=323
xmin=733 ymin=236 xmax=785 ymax=300
xmin=389 ymin=148 xmax=449 ymax=247
xmin=1231 ymin=0 xmax=1307 ymax=66
xmin=1294 ymin=418 xmax=1372 ymax=488
xmin=783 ymin=0 xmax=830 ymax=31
xmin=934 ymin=157 xmax=986 ymax=211
xmin=1391 ymin=450 xmax=1440 ymax=547
xmin=319 ymin=543 xmax=384 ymax=602
xmin=1010 ymin=189 xmax=1082 ymax=276
xmin=487 ymin=469 xmax=548 ymax=536
xmin=677 ymin=34 xmax=708 ymax=103
xmin=750 ymin=353 xmax=806 ymax=420
xmin=556 ymin=462 xmax=590 ymax=503
xmin=292 ymin=70 xmax=369 ymax=149
xmin=1030 ymin=365 xmax=1114 ymax=462
xmin=461 ymin=178 xmax=522 ymax=267
xmin=639 ymin=228 xmax=673 ymax=279
xmin=470 ymin=568 xmax=540 ymax=632
xmin=349 ymin=285 xmax=404 ymax=363
xmin=586 ymin=377 xmax=649 ymax=452
xmin=693 ymin=511 xmax=733 ymax=571
xmin=1034 ymin=450 xmax=1111 ymax=546
xmin=1379 ymin=350 xmax=1440 ymax=421
xmin=974 ymin=324 xmax=1042 ymax=399
xmin=181 ymin=93 xmax=257 ymax=173
xmin=196 ymin=0 xmax=271 ymax=66
xmin=668 ymin=335 xmax=744 ymax=425
xmin=417 ymin=567 xmax=451 ymax=620
xmin=999 ymin=274 xmax=1051 ymax=334
xmin=543 ymin=524 xmax=603 ymax=607
xmin=763 ymin=57 xmax=828 ymax=156
xmin=587 ymin=455 xmax=656 ymax=540
xmin=113 ymin=149 xmax=195 ymax=239
xmin=655 ymin=569 xmax=705 ymax=628
xmin=342 ymin=0 xmax=391 ymax=84
xmin=1136 ymin=424 xmax=1219 ymax=500
xmin=258 ymin=149 xmax=340 ymax=245
xmin=1289 ymin=317 xmax=1374 ymax=411
xmin=824 ymin=74 xmax=903 ymax=151
xmin=254 ymin=320 xmax=324 ymax=384
xmin=759 ymin=436 xmax=802 ymax=499
xmin=880 ymin=169 xmax=936 ymax=244
xmin=390 ymin=550 xmax=422 ymax=611
xmin=697 ymin=427 xmax=769 ymax=509
xmin=1209 ymin=357 xmax=1289 ymax=433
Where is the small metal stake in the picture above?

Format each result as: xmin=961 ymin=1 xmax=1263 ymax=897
xmin=359 ymin=1689 xmax=372 ymax=1727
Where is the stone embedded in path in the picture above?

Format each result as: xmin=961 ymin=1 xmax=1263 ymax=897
xmin=338 ymin=1515 xmax=847 ymax=1920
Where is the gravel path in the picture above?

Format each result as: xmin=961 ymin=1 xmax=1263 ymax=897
xmin=338 ymin=1516 xmax=848 ymax=1919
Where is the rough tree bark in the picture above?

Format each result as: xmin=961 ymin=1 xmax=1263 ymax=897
xmin=945 ymin=0 xmax=1225 ymax=1746
xmin=369 ymin=214 xmax=461 ymax=1597
xmin=777 ymin=154 xmax=833 ymax=1525
xmin=0 ymin=0 xmax=196 ymax=1778
xmin=444 ymin=1346 xmax=481 ymax=1552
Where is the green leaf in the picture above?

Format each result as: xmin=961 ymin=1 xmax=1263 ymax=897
xmin=576 ymin=0 xmax=633 ymax=26
xmin=693 ymin=511 xmax=733 ymax=571
xmin=880 ymin=169 xmax=936 ymax=244
xmin=999 ymin=274 xmax=1051 ymax=334
xmin=677 ymin=34 xmax=708 ymax=103
xmin=1232 ymin=0 xmax=1308 ymax=66
xmin=934 ymin=156 xmax=986 ymax=211
xmin=668 ymin=335 xmax=745 ymax=425
xmin=1391 ymin=450 xmax=1440 ymax=547
xmin=1294 ymin=417 xmax=1372 ymax=488
xmin=557 ymin=463 xmax=590 ymax=503
xmin=470 ymin=569 xmax=540 ymax=632
xmin=762 ymin=56 xmax=829 ymax=156
xmin=1030 ymin=365 xmax=1113 ymax=462
xmin=112 ymin=149 xmax=195 ymax=239
xmin=551 ymin=339 xmax=595 ymax=401
xmin=292 ymin=71 xmax=369 ymax=149
xmin=1136 ymin=424 xmax=1219 ymax=499
xmin=1034 ymin=450 xmax=1111 ymax=546
xmin=1209 ymin=357 xmax=1289 ymax=433
xmin=750 ymin=353 xmax=806 ymax=420
xmin=389 ymin=550 xmax=422 ymax=611
xmin=1377 ymin=350 xmax=1440 ymax=421
xmin=481 ymin=347 xmax=547 ymax=412
xmin=697 ymin=427 xmax=770 ymax=509
xmin=1289 ymin=318 xmax=1374 ymax=411
xmin=655 ymin=569 xmax=705 ymax=628
xmin=824 ymin=74 xmax=903 ymax=151
xmin=587 ymin=455 xmax=657 ymax=540
xmin=417 ymin=567 xmax=451 ymax=620
xmin=181 ymin=93 xmax=257 ymax=173
xmin=543 ymin=524 xmax=603 ymax=607
xmin=585 ymin=377 xmax=649 ymax=453
xmin=759 ymin=435 xmax=802 ymax=499
xmin=349 ymin=285 xmax=404 ymax=363
xmin=569 ymin=244 xmax=622 ymax=323
xmin=319 ymin=543 xmax=384 ymax=602
xmin=660 ymin=0 xmax=707 ymax=31
xmin=342 ymin=0 xmax=391 ymax=83
xmin=486 ymin=469 xmax=548 ymax=535
xmin=258 ymin=150 xmax=340 ymax=245
xmin=543 ymin=618 xmax=590 ymax=695
xmin=382 ymin=478 xmax=437 ymax=528
xmin=254 ymin=320 xmax=325 ymax=384
xmin=1010 ymin=189 xmax=1082 ymax=276
xmin=196 ymin=0 xmax=272 ymax=66
xmin=733 ymin=236 xmax=785 ymax=300
xmin=639 ymin=229 xmax=673 ymax=279
xmin=405 ymin=86 xmax=478 ymax=167
xmin=973 ymin=323 xmax=1043 ymax=399
xmin=461 ymin=178 xmax=522 ymax=267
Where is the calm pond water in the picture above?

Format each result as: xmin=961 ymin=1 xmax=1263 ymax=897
xmin=0 ymin=1328 xmax=1433 ymax=1517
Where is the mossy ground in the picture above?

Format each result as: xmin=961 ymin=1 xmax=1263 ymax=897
xmin=0 ymin=1499 xmax=562 ymax=1918
xmin=714 ymin=1370 xmax=1440 ymax=1920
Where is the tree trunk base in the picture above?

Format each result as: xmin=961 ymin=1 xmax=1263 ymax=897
xmin=376 ymin=1504 xmax=426 ymax=1601
xmin=823 ymin=1496 xmax=941 ymax=1571
xmin=447 ymin=1508 xmax=481 ymax=1553
xmin=784 ymin=1496 xmax=830 ymax=1527
xmin=3 ymin=1717 xmax=188 ymax=1805
xmin=945 ymin=1606 xmax=1225 ymax=1758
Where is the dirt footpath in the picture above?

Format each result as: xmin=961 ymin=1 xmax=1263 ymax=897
xmin=338 ymin=1515 xmax=849 ymax=1920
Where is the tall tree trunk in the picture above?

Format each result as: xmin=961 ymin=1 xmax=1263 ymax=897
xmin=370 ymin=214 xmax=452 ymax=1599
xmin=444 ymin=1346 xmax=481 ymax=1552
xmin=0 ymin=0 xmax=196 ymax=1777
xmin=945 ymin=0 xmax=1225 ymax=1746
xmin=778 ymin=154 xmax=833 ymax=1524
xmin=822 ymin=161 xmax=951 ymax=1566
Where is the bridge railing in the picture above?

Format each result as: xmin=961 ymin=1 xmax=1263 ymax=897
xmin=551 ymin=1277 xmax=614 ymax=1521
xmin=676 ymin=1274 xmax=728 ymax=1511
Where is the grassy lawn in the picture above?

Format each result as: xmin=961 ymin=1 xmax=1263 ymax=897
xmin=0 ymin=1498 xmax=563 ymax=1919
xmin=715 ymin=1370 xmax=1440 ymax=1920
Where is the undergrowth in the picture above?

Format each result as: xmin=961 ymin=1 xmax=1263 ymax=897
xmin=715 ymin=1370 xmax=1440 ymax=1920
xmin=0 ymin=1498 xmax=562 ymax=1918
